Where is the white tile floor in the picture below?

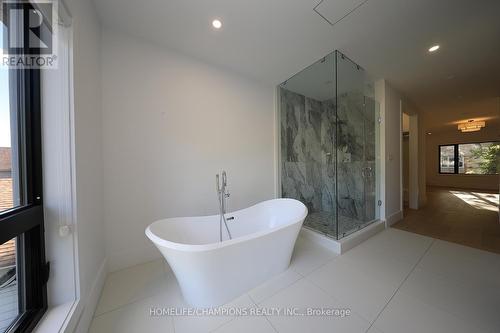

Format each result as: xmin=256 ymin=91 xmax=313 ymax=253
xmin=89 ymin=228 xmax=500 ymax=333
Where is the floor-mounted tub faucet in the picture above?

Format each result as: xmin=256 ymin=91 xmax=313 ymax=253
xmin=216 ymin=171 xmax=233 ymax=241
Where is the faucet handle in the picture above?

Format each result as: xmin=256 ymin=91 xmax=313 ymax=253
xmin=222 ymin=171 xmax=227 ymax=187
xmin=216 ymin=174 xmax=221 ymax=192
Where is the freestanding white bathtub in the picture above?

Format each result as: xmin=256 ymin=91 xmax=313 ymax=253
xmin=145 ymin=198 xmax=307 ymax=307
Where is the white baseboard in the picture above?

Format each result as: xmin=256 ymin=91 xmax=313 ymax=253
xmin=71 ymin=258 xmax=107 ymax=333
xmin=107 ymin=243 xmax=161 ymax=273
xmin=384 ymin=210 xmax=403 ymax=227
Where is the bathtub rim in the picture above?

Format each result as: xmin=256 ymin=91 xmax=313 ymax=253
xmin=145 ymin=198 xmax=307 ymax=252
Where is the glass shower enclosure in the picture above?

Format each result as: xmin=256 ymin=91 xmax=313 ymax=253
xmin=279 ymin=50 xmax=380 ymax=240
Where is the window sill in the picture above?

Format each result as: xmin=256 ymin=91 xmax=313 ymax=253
xmin=33 ymin=301 xmax=78 ymax=333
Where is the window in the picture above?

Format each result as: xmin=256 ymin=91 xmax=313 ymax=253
xmin=0 ymin=24 xmax=47 ymax=333
xmin=439 ymin=142 xmax=500 ymax=175
xmin=439 ymin=145 xmax=456 ymax=173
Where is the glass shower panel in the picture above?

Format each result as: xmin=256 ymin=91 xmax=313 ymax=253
xmin=363 ymin=96 xmax=378 ymax=224
xmin=374 ymin=101 xmax=381 ymax=221
xmin=279 ymin=50 xmax=379 ymax=240
xmin=279 ymin=53 xmax=337 ymax=238
xmin=336 ymin=51 xmax=378 ymax=237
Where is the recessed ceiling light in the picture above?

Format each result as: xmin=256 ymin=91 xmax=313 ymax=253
xmin=212 ymin=19 xmax=222 ymax=29
xmin=428 ymin=45 xmax=440 ymax=52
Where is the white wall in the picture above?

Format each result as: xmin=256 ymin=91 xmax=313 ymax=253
xmin=426 ymin=126 xmax=500 ymax=190
xmin=376 ymin=79 xmax=403 ymax=225
xmin=62 ymin=0 xmax=106 ymax=332
xmin=101 ymin=30 xmax=276 ymax=271
xmin=417 ymin=112 xmax=427 ymax=206
xmin=401 ymin=100 xmax=427 ymax=210
xmin=41 ymin=20 xmax=76 ymax=308
xmin=408 ymin=113 xmax=419 ymax=209
xmin=402 ymin=136 xmax=409 ymax=203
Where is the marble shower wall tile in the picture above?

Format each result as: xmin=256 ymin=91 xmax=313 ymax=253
xmin=336 ymin=91 xmax=365 ymax=226
xmin=364 ymin=96 xmax=377 ymax=162
xmin=336 ymin=92 xmax=364 ymax=162
xmin=280 ymin=88 xmax=335 ymax=216
xmin=280 ymin=87 xmax=378 ymax=237
xmin=336 ymin=92 xmax=378 ymax=226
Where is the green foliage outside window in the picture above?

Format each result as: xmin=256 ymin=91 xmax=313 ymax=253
xmin=471 ymin=143 xmax=500 ymax=174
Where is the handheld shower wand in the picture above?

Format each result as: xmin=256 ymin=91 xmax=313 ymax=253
xmin=216 ymin=174 xmax=222 ymax=241
xmin=216 ymin=174 xmax=221 ymax=193
xmin=216 ymin=171 xmax=232 ymax=242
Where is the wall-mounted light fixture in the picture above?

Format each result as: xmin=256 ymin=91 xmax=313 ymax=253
xmin=457 ymin=120 xmax=486 ymax=132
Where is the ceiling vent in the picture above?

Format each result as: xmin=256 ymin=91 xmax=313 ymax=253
xmin=314 ymin=0 xmax=369 ymax=26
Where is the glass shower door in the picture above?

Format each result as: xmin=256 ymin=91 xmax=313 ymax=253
xmin=336 ymin=51 xmax=378 ymax=237
xmin=362 ymin=96 xmax=378 ymax=224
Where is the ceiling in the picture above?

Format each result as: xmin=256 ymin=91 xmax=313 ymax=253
xmin=423 ymin=97 xmax=500 ymax=135
xmin=94 ymin=0 xmax=500 ymax=128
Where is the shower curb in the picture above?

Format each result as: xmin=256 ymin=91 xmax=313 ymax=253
xmin=299 ymin=220 xmax=385 ymax=254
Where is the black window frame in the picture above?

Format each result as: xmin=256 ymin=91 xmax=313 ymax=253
xmin=438 ymin=144 xmax=458 ymax=174
xmin=438 ymin=142 xmax=500 ymax=175
xmin=0 ymin=67 xmax=48 ymax=332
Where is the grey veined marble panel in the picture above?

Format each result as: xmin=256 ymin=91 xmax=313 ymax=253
xmin=280 ymin=87 xmax=378 ymax=239
xmin=280 ymin=88 xmax=336 ymax=219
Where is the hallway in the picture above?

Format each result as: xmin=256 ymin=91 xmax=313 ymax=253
xmin=393 ymin=187 xmax=500 ymax=254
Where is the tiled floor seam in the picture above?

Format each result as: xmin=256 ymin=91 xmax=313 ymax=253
xmin=396 ymin=263 xmax=498 ymax=333
xmin=206 ymin=294 xmax=271 ymax=333
xmin=250 ymin=276 xmax=308 ymax=332
xmin=206 ymin=316 xmax=236 ymax=333
xmin=303 ymin=274 xmax=373 ymax=326
xmin=248 ymin=294 xmax=280 ymax=333
xmin=414 ymin=240 xmax=500 ymax=286
xmin=207 ymin=294 xmax=249 ymax=333
xmin=294 ymin=252 xmax=340 ymax=277
xmin=93 ymin=293 xmax=159 ymax=319
xmin=263 ymin=314 xmax=280 ymax=333
xmin=107 ymin=258 xmax=164 ymax=275
xmin=171 ymin=316 xmax=176 ymax=333
xmin=94 ymin=268 xmax=308 ymax=325
xmin=253 ymin=256 xmax=342 ymax=306
xmin=289 ymin=267 xmax=305 ymax=277
xmin=251 ymin=274 xmax=306 ymax=306
xmin=364 ymin=239 xmax=436 ymax=333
